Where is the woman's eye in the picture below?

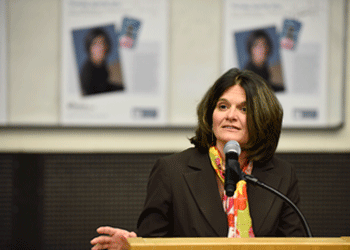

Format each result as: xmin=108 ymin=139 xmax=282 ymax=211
xmin=241 ymin=106 xmax=247 ymax=112
xmin=218 ymin=104 xmax=227 ymax=110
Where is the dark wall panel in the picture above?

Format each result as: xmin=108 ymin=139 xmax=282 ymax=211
xmin=279 ymin=153 xmax=350 ymax=237
xmin=0 ymin=152 xmax=349 ymax=250
xmin=0 ymin=155 xmax=14 ymax=249
xmin=42 ymin=153 xmax=167 ymax=250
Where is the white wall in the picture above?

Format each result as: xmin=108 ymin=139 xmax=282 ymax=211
xmin=0 ymin=0 xmax=349 ymax=153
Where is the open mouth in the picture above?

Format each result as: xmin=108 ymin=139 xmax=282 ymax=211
xmin=223 ymin=125 xmax=240 ymax=130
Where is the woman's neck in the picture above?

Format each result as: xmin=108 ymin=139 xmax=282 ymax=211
xmin=217 ymin=146 xmax=248 ymax=170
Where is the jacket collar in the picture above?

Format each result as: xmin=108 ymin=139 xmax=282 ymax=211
xmin=247 ymin=158 xmax=283 ymax=235
xmin=183 ymin=149 xmax=228 ymax=236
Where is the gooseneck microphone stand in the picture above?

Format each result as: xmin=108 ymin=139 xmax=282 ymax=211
xmin=244 ymin=174 xmax=313 ymax=238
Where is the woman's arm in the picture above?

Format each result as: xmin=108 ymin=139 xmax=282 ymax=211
xmin=137 ymin=158 xmax=173 ymax=237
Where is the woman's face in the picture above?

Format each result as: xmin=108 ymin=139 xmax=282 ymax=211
xmin=90 ymin=35 xmax=108 ymax=65
xmin=212 ymin=84 xmax=249 ymax=152
xmin=251 ymin=37 xmax=268 ymax=67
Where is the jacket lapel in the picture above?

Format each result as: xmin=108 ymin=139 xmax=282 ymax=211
xmin=247 ymin=160 xmax=282 ymax=235
xmin=183 ymin=150 xmax=228 ymax=236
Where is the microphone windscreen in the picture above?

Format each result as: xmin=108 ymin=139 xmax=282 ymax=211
xmin=223 ymin=140 xmax=241 ymax=156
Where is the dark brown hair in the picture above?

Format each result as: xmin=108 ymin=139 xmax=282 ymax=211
xmin=190 ymin=68 xmax=283 ymax=163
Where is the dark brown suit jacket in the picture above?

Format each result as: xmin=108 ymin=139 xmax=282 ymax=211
xmin=137 ymin=147 xmax=305 ymax=237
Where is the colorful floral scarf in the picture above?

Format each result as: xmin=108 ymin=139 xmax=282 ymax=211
xmin=209 ymin=146 xmax=255 ymax=238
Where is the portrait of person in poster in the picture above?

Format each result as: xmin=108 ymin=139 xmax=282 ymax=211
xmin=235 ymin=27 xmax=285 ymax=92
xmin=119 ymin=17 xmax=142 ymax=49
xmin=280 ymin=19 xmax=302 ymax=51
xmin=72 ymin=24 xmax=124 ymax=97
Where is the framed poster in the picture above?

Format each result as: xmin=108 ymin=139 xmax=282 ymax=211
xmin=61 ymin=0 xmax=169 ymax=126
xmin=223 ymin=0 xmax=345 ymax=128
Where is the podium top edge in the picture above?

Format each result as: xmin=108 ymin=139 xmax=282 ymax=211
xmin=128 ymin=237 xmax=350 ymax=246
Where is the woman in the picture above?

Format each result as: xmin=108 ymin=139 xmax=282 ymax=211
xmin=91 ymin=68 xmax=304 ymax=249
xmin=243 ymin=30 xmax=285 ymax=92
xmin=244 ymin=30 xmax=272 ymax=84
xmin=80 ymin=28 xmax=124 ymax=96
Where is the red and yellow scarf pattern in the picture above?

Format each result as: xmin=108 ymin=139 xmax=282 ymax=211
xmin=209 ymin=146 xmax=255 ymax=238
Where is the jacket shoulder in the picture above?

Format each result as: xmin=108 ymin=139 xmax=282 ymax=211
xmin=256 ymin=155 xmax=295 ymax=173
xmin=270 ymin=155 xmax=294 ymax=169
xmin=159 ymin=147 xmax=205 ymax=166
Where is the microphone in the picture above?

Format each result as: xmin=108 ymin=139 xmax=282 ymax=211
xmin=223 ymin=140 xmax=243 ymax=197
xmin=223 ymin=140 xmax=313 ymax=237
xmin=244 ymin=174 xmax=313 ymax=237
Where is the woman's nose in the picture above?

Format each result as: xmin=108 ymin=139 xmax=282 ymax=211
xmin=226 ymin=108 xmax=238 ymax=120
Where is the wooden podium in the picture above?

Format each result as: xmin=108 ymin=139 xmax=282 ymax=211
xmin=128 ymin=237 xmax=350 ymax=250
